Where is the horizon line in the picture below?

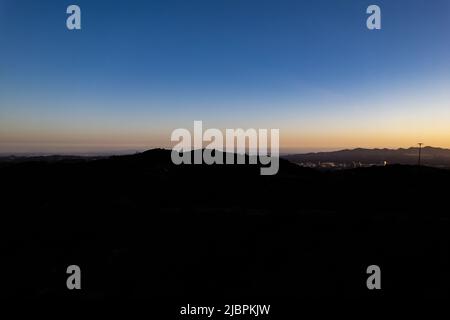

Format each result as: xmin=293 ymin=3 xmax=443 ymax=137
xmin=0 ymin=145 xmax=444 ymax=157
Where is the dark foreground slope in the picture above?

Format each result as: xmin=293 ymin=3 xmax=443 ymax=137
xmin=1 ymin=149 xmax=449 ymax=299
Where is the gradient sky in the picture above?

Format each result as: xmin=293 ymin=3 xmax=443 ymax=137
xmin=1 ymin=0 xmax=449 ymax=154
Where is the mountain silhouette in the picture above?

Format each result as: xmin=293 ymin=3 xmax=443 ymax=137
xmin=283 ymin=146 xmax=450 ymax=167
xmin=1 ymin=148 xmax=450 ymax=299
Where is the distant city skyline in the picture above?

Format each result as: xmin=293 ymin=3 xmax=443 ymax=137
xmin=1 ymin=0 xmax=450 ymax=154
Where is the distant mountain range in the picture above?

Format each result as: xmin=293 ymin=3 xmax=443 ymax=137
xmin=3 ymin=146 xmax=450 ymax=168
xmin=283 ymin=146 xmax=450 ymax=167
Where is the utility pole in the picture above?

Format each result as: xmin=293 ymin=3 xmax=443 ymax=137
xmin=418 ymin=142 xmax=423 ymax=166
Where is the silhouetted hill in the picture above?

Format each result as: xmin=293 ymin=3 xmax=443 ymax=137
xmin=283 ymin=146 xmax=450 ymax=167
xmin=1 ymin=148 xmax=450 ymax=299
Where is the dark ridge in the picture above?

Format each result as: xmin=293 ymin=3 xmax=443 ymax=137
xmin=283 ymin=146 xmax=450 ymax=167
xmin=1 ymin=148 xmax=450 ymax=298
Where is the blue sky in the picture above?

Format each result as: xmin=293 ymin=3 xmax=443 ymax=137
xmin=0 ymin=0 xmax=449 ymax=153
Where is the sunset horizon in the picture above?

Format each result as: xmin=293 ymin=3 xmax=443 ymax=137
xmin=2 ymin=0 xmax=450 ymax=303
xmin=1 ymin=0 xmax=449 ymax=155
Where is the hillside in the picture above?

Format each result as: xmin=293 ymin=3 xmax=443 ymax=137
xmin=1 ymin=149 xmax=450 ymax=299
xmin=283 ymin=146 xmax=450 ymax=167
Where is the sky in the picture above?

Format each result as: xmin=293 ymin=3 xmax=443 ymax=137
xmin=0 ymin=0 xmax=449 ymax=154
